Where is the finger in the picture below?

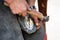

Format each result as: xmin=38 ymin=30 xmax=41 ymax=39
xmin=21 ymin=11 xmax=27 ymax=17
xmin=32 ymin=16 xmax=40 ymax=30
xmin=9 ymin=4 xmax=19 ymax=14
xmin=34 ymin=18 xmax=40 ymax=30
xmin=18 ymin=6 xmax=27 ymax=17
xmin=36 ymin=23 xmax=40 ymax=30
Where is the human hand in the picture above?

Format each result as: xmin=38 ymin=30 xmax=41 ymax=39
xmin=29 ymin=9 xmax=42 ymax=30
xmin=4 ymin=0 xmax=28 ymax=17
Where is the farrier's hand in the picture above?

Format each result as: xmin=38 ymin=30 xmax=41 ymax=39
xmin=4 ymin=0 xmax=40 ymax=30
xmin=30 ymin=9 xmax=41 ymax=30
xmin=4 ymin=0 xmax=28 ymax=16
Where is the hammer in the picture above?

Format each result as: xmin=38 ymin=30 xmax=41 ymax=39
xmin=27 ymin=11 xmax=49 ymax=22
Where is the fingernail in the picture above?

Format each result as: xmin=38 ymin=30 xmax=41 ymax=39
xmin=36 ymin=23 xmax=40 ymax=26
xmin=36 ymin=23 xmax=39 ymax=25
xmin=36 ymin=23 xmax=39 ymax=26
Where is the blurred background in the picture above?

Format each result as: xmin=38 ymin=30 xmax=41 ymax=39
xmin=46 ymin=0 xmax=60 ymax=40
xmin=35 ymin=0 xmax=60 ymax=40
